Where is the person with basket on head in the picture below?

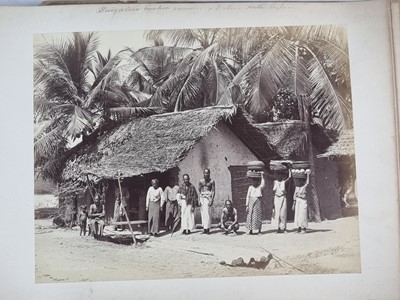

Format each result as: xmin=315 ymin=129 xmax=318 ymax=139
xmin=272 ymin=169 xmax=292 ymax=234
xmin=292 ymin=171 xmax=310 ymax=234
xmin=245 ymin=161 xmax=265 ymax=235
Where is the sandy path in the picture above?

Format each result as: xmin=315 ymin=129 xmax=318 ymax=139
xmin=35 ymin=216 xmax=360 ymax=283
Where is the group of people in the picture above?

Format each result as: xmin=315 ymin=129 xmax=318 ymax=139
xmin=271 ymin=170 xmax=310 ymax=234
xmin=76 ymin=195 xmax=105 ymax=237
xmin=145 ymin=166 xmax=310 ymax=237
xmin=75 ymin=166 xmax=311 ymax=238
xmin=146 ymin=169 xmax=217 ymax=236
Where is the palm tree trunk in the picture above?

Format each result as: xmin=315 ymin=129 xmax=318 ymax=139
xmin=299 ymin=95 xmax=322 ymax=222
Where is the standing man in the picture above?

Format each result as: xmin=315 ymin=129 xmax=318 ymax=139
xmin=88 ymin=195 xmax=105 ymax=236
xmin=163 ymin=177 xmax=180 ymax=232
xmin=198 ymin=168 xmax=215 ymax=234
xmin=146 ymin=179 xmax=163 ymax=237
xmin=177 ymin=174 xmax=198 ymax=235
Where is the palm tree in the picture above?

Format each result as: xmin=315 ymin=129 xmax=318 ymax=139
xmin=218 ymin=25 xmax=351 ymax=133
xmin=145 ymin=26 xmax=352 ymax=222
xmin=146 ymin=26 xmax=351 ymax=133
xmin=217 ymin=25 xmax=351 ymax=222
xmin=34 ymin=32 xmax=157 ymax=180
xmin=144 ymin=29 xmax=241 ymax=112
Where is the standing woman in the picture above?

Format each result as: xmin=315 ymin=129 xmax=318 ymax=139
xmin=246 ymin=171 xmax=265 ymax=235
xmin=292 ymin=172 xmax=310 ymax=233
xmin=146 ymin=179 xmax=163 ymax=236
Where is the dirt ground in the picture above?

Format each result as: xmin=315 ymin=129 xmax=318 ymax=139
xmin=35 ymin=216 xmax=361 ymax=283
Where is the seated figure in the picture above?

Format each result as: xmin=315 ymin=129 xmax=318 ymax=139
xmin=88 ymin=195 xmax=105 ymax=236
xmin=220 ymin=200 xmax=239 ymax=235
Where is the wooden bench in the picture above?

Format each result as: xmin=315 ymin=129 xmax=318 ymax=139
xmin=110 ymin=220 xmax=148 ymax=234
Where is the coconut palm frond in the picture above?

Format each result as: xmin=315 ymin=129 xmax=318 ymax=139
xmin=33 ymin=95 xmax=62 ymax=119
xmin=173 ymin=45 xmax=219 ymax=111
xmin=125 ymin=70 xmax=157 ymax=95
xmin=174 ymin=73 xmax=203 ymax=111
xmin=217 ymin=53 xmax=263 ymax=106
xmin=313 ymin=39 xmax=350 ymax=84
xmin=34 ymin=120 xmax=53 ymax=140
xmin=34 ymin=39 xmax=73 ymax=83
xmin=93 ymin=86 xmax=134 ymax=109
xmin=145 ymin=29 xmax=221 ymax=49
xmin=65 ymin=105 xmax=95 ymax=137
xmin=209 ymin=58 xmax=234 ymax=104
xmin=129 ymin=90 xmax=152 ymax=103
xmin=85 ymin=64 xmax=126 ymax=108
xmin=305 ymin=47 xmax=347 ymax=133
xmin=129 ymin=46 xmax=193 ymax=86
xmin=70 ymin=32 xmax=100 ymax=92
xmin=34 ymin=59 xmax=78 ymax=104
xmin=149 ymin=73 xmax=186 ymax=108
xmin=293 ymin=46 xmax=311 ymax=96
xmin=293 ymin=25 xmax=348 ymax=52
xmin=149 ymin=51 xmax=200 ymax=108
xmin=34 ymin=126 xmax=67 ymax=163
xmin=90 ymin=50 xmax=124 ymax=89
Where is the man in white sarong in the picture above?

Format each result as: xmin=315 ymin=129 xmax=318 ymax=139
xmin=198 ymin=169 xmax=215 ymax=234
xmin=146 ymin=179 xmax=163 ymax=236
xmin=177 ymin=174 xmax=198 ymax=235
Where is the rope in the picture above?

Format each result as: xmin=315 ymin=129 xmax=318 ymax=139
xmin=260 ymin=247 xmax=307 ymax=274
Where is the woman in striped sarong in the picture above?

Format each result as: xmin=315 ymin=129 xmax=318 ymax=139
xmin=246 ymin=172 xmax=265 ymax=235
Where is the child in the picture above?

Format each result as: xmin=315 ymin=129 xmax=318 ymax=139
xmin=272 ymin=169 xmax=291 ymax=233
xmin=292 ymin=172 xmax=310 ymax=234
xmin=78 ymin=205 xmax=88 ymax=237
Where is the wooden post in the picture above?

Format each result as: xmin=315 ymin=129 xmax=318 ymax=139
xmin=86 ymin=174 xmax=95 ymax=203
xmin=299 ymin=95 xmax=322 ymax=222
xmin=117 ymin=173 xmax=137 ymax=245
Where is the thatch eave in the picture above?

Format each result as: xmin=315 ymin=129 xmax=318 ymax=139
xmin=317 ymin=129 xmax=355 ymax=159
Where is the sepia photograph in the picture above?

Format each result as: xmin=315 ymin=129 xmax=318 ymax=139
xmin=33 ymin=25 xmax=360 ymax=283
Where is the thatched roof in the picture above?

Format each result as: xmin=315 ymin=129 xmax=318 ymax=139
xmin=317 ymin=130 xmax=355 ymax=158
xmin=62 ymin=106 xmax=276 ymax=184
xmin=254 ymin=120 xmax=308 ymax=160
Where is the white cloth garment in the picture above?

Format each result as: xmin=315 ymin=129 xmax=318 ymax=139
xmin=200 ymin=191 xmax=212 ymax=230
xmin=293 ymin=185 xmax=308 ymax=228
xmin=272 ymin=180 xmax=287 ymax=230
xmin=180 ymin=197 xmax=194 ymax=231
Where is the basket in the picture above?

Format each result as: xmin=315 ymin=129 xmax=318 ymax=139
xmin=292 ymin=161 xmax=311 ymax=169
xmin=291 ymin=168 xmax=311 ymax=178
xmin=247 ymin=161 xmax=265 ymax=171
xmin=269 ymin=160 xmax=287 ymax=171
xmin=292 ymin=172 xmax=307 ymax=179
xmin=246 ymin=170 xmax=262 ymax=178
